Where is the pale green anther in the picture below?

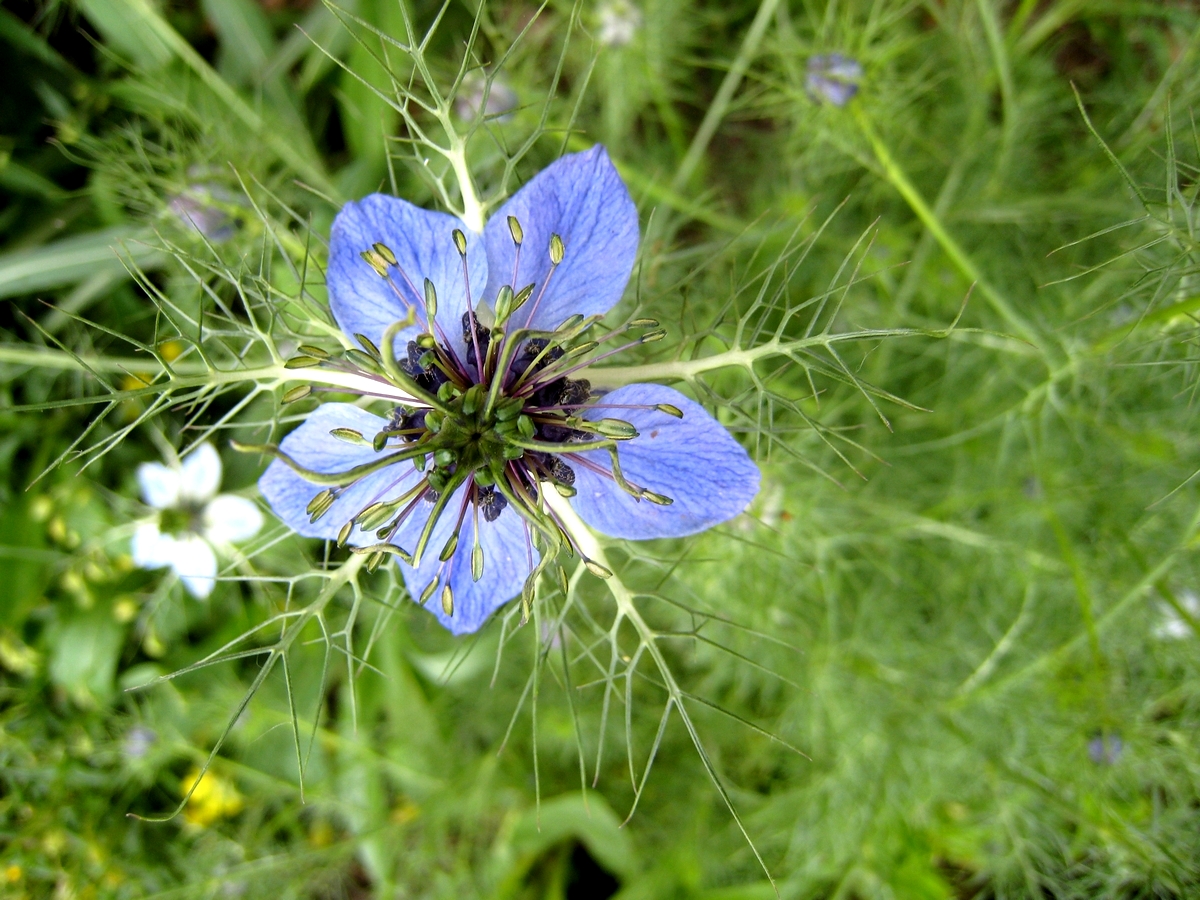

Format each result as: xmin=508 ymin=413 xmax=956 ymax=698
xmin=512 ymin=283 xmax=535 ymax=312
xmin=361 ymin=500 xmax=405 ymax=532
xmin=355 ymin=333 xmax=381 ymax=359
xmin=366 ymin=551 xmax=385 ymax=572
xmin=423 ymin=278 xmax=438 ymax=317
xmin=441 ymin=585 xmax=454 ymax=616
xmin=337 ymin=520 xmax=353 ymax=547
xmin=656 ymin=404 xmax=683 ymax=418
xmin=416 ymin=333 xmax=437 ymax=350
xmin=594 ymin=418 xmax=638 ymax=439
xmin=372 ymin=242 xmax=397 ymax=266
xmin=413 ymin=454 xmax=427 ymax=471
xmin=471 ymin=544 xmax=484 ymax=582
xmin=508 ymin=215 xmax=523 ymax=245
xmin=306 ymin=489 xmax=335 ymax=519
xmin=344 ymin=348 xmax=380 ymax=371
xmin=495 ymin=396 xmax=525 ymax=421
xmin=494 ymin=285 xmax=514 ymax=322
xmin=282 ymin=385 xmax=312 ymax=404
xmin=553 ymin=482 xmax=577 ymax=498
xmin=640 ymin=329 xmax=667 ymax=343
xmin=585 ymin=559 xmax=613 ymax=579
xmin=630 ymin=317 xmax=659 ymax=327
xmin=285 ymin=355 xmax=322 ymax=369
xmin=641 ymin=490 xmax=673 ymax=506
xmin=420 ymin=577 xmax=439 ymax=605
xmin=556 ymin=566 xmax=568 ymax=595
xmin=434 ymin=448 xmax=456 ymax=468
xmin=549 ymin=233 xmax=565 ymax=265
xmin=561 ymin=341 xmax=598 ymax=363
xmin=373 ymin=431 xmax=388 ymax=452
xmin=517 ymin=414 xmax=535 ymax=439
xmin=558 ymin=314 xmax=584 ymax=332
xmin=439 ymin=532 xmax=459 ymax=562
xmin=360 ymin=250 xmax=390 ymax=277
xmin=297 ymin=344 xmax=328 ymax=359
xmin=452 ymin=229 xmax=467 ymax=256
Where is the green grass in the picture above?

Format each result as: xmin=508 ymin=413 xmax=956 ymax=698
xmin=2 ymin=0 xmax=1200 ymax=897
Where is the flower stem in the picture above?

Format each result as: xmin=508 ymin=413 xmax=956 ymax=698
xmin=446 ymin=141 xmax=485 ymax=234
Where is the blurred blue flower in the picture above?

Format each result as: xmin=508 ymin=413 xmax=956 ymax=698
xmin=133 ymin=443 xmax=263 ymax=598
xmin=123 ymin=724 xmax=157 ymax=760
xmin=168 ymin=184 xmax=239 ymax=242
xmin=806 ymin=53 xmax=863 ymax=107
xmin=1088 ymin=732 xmax=1123 ymax=766
xmin=259 ymin=147 xmax=760 ymax=635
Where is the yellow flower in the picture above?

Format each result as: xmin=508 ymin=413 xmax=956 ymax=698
xmin=180 ymin=767 xmax=244 ymax=827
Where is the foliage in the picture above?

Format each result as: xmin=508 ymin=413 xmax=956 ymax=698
xmin=2 ymin=0 xmax=1200 ymax=897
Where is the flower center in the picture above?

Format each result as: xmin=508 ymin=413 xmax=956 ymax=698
xmin=159 ymin=503 xmax=204 ymax=537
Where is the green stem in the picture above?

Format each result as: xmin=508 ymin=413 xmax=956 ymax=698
xmin=852 ymin=105 xmax=1052 ymax=360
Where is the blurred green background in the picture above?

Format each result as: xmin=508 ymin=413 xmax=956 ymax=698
xmin=2 ymin=0 xmax=1200 ymax=897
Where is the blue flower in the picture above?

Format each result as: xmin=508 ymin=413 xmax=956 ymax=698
xmin=806 ymin=53 xmax=862 ymax=108
xmin=258 ymin=147 xmax=760 ymax=634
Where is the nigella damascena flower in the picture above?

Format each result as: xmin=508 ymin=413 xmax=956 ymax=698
xmin=257 ymin=147 xmax=760 ymax=634
xmin=806 ymin=53 xmax=862 ymax=108
xmin=167 ymin=184 xmax=240 ymax=242
xmin=132 ymin=443 xmax=264 ymax=598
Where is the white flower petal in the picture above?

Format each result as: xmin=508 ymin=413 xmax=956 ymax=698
xmin=203 ymin=495 xmax=263 ymax=545
xmin=170 ymin=536 xmax=218 ymax=599
xmin=131 ymin=522 xmax=178 ymax=570
xmin=137 ymin=463 xmax=181 ymax=509
xmin=179 ymin=443 xmax=222 ymax=503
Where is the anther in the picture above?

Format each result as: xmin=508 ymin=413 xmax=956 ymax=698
xmin=360 ymin=249 xmax=390 ymax=277
xmin=508 ymin=215 xmax=523 ymax=245
xmin=630 ymin=318 xmax=659 ymax=327
xmin=452 ymin=229 xmax=468 ymax=256
xmin=423 ymin=278 xmax=438 ymax=317
xmin=511 ymin=283 xmax=535 ymax=314
xmin=306 ymin=489 xmax=336 ymax=521
xmin=641 ymin=490 xmax=674 ymax=506
xmin=494 ymin=285 xmax=515 ymax=323
xmin=297 ymin=344 xmax=329 ymax=359
xmin=584 ymin=559 xmax=613 ymax=578
xmin=344 ymin=348 xmax=381 ymax=371
xmin=372 ymin=431 xmax=389 ymax=452
xmin=355 ymin=333 xmax=382 ymax=360
xmin=285 ymin=355 xmax=323 ymax=369
xmin=282 ymin=385 xmax=312 ymax=404
xmin=549 ymin=233 xmax=565 ymax=265
xmin=471 ymin=543 xmax=484 ymax=581
xmin=420 ymin=577 xmax=439 ymax=604
xmin=441 ymin=584 xmax=454 ymax=616
xmin=337 ymin=520 xmax=353 ymax=547
xmin=640 ymin=329 xmax=667 ymax=344
xmin=656 ymin=404 xmax=683 ymax=418
xmin=372 ymin=242 xmax=397 ymax=266
xmin=439 ymin=531 xmax=459 ymax=562
xmin=330 ymin=427 xmax=369 ymax=446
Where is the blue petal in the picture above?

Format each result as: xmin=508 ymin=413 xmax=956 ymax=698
xmin=391 ymin=484 xmax=538 ymax=635
xmin=258 ymin=403 xmax=425 ymax=542
xmin=483 ymin=147 xmax=639 ymax=331
xmin=568 ymin=384 xmax=760 ymax=539
xmin=328 ymin=195 xmax=488 ymax=359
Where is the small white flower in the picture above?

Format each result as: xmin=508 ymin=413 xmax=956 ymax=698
xmin=131 ymin=443 xmax=263 ymax=599
xmin=597 ymin=0 xmax=641 ymax=47
xmin=1153 ymin=590 xmax=1199 ymax=640
xmin=454 ymin=72 xmax=518 ymax=123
